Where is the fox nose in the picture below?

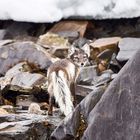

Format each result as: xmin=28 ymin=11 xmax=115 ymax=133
xmin=81 ymin=63 xmax=84 ymax=66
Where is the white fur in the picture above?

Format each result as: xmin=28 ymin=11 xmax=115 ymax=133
xmin=68 ymin=63 xmax=76 ymax=81
xmin=51 ymin=71 xmax=74 ymax=116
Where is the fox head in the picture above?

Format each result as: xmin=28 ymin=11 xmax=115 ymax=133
xmin=68 ymin=45 xmax=90 ymax=67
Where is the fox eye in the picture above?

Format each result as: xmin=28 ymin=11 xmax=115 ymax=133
xmin=83 ymin=55 xmax=88 ymax=60
xmin=73 ymin=56 xmax=79 ymax=62
xmin=83 ymin=54 xmax=87 ymax=58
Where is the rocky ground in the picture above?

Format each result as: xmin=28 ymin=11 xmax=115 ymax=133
xmin=0 ymin=18 xmax=140 ymax=140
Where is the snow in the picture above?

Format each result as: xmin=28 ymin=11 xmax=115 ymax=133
xmin=0 ymin=0 xmax=140 ymax=23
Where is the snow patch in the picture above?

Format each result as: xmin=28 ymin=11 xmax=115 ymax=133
xmin=0 ymin=0 xmax=140 ymax=23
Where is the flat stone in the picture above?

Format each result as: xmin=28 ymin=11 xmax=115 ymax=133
xmin=49 ymin=21 xmax=93 ymax=38
xmin=38 ymin=32 xmax=69 ymax=58
xmin=76 ymin=85 xmax=94 ymax=97
xmin=57 ymin=31 xmax=79 ymax=43
xmin=0 ymin=40 xmax=14 ymax=46
xmin=77 ymin=66 xmax=97 ymax=85
xmin=0 ymin=41 xmax=53 ymax=75
xmin=93 ymin=69 xmax=113 ymax=86
xmin=0 ymin=113 xmax=62 ymax=140
xmin=117 ymin=37 xmax=140 ymax=61
xmin=90 ymin=37 xmax=121 ymax=52
xmin=0 ymin=108 xmax=9 ymax=115
xmin=0 ymin=62 xmax=47 ymax=91
xmin=0 ymin=105 xmax=15 ymax=113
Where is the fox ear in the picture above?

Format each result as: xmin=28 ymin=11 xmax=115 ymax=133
xmin=82 ymin=44 xmax=90 ymax=57
xmin=68 ymin=45 xmax=76 ymax=58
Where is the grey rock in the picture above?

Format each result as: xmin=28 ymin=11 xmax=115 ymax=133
xmin=82 ymin=48 xmax=140 ymax=140
xmin=51 ymin=49 xmax=140 ymax=140
xmin=57 ymin=31 xmax=79 ymax=43
xmin=93 ymin=69 xmax=113 ymax=86
xmin=0 ymin=62 xmax=47 ymax=91
xmin=117 ymin=38 xmax=140 ymax=62
xmin=0 ymin=113 xmax=62 ymax=140
xmin=77 ymin=66 xmax=97 ymax=85
xmin=73 ymin=37 xmax=90 ymax=48
xmin=0 ymin=41 xmax=53 ymax=75
xmin=51 ymin=86 xmax=106 ymax=140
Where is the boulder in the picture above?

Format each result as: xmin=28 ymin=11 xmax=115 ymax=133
xmin=49 ymin=20 xmax=94 ymax=38
xmin=38 ymin=32 xmax=69 ymax=58
xmin=0 ymin=41 xmax=54 ymax=75
xmin=0 ymin=108 xmax=9 ymax=115
xmin=51 ymin=86 xmax=106 ymax=140
xmin=81 ymin=48 xmax=140 ymax=140
xmin=0 ymin=113 xmax=62 ymax=140
xmin=117 ymin=38 xmax=140 ymax=62
xmin=0 ymin=62 xmax=48 ymax=106
xmin=0 ymin=62 xmax=47 ymax=91
xmin=57 ymin=31 xmax=79 ymax=43
xmin=51 ymin=49 xmax=140 ymax=140
xmin=89 ymin=37 xmax=121 ymax=53
xmin=77 ymin=66 xmax=97 ymax=85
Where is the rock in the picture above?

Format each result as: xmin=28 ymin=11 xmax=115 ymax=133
xmin=76 ymin=85 xmax=94 ymax=97
xmin=11 ymin=72 xmax=46 ymax=90
xmin=0 ymin=108 xmax=9 ymax=115
xmin=81 ymin=48 xmax=140 ymax=140
xmin=28 ymin=103 xmax=44 ymax=115
xmin=93 ymin=69 xmax=113 ymax=86
xmin=0 ymin=62 xmax=47 ymax=91
xmin=0 ymin=39 xmax=14 ymax=46
xmin=0 ymin=30 xmax=12 ymax=40
xmin=38 ymin=32 xmax=69 ymax=58
xmin=109 ymin=53 xmax=122 ymax=73
xmin=77 ymin=66 xmax=97 ymax=85
xmin=57 ymin=31 xmax=79 ymax=43
xmin=117 ymin=37 xmax=140 ymax=62
xmin=49 ymin=20 xmax=94 ymax=39
xmin=0 ymin=62 xmax=48 ymax=106
xmin=90 ymin=37 xmax=121 ymax=53
xmin=0 ymin=41 xmax=53 ymax=75
xmin=51 ymin=48 xmax=140 ymax=140
xmin=0 ymin=113 xmax=62 ymax=140
xmin=51 ymin=86 xmax=106 ymax=140
xmin=75 ymin=85 xmax=94 ymax=103
xmin=73 ymin=37 xmax=90 ymax=48
xmin=1 ymin=105 xmax=15 ymax=113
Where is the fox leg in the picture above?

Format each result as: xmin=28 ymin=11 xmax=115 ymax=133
xmin=48 ymin=83 xmax=54 ymax=115
xmin=48 ymin=96 xmax=55 ymax=115
xmin=70 ymin=82 xmax=76 ymax=106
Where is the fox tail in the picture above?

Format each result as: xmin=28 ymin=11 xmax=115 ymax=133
xmin=51 ymin=70 xmax=74 ymax=116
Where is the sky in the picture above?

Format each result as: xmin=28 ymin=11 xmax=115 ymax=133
xmin=0 ymin=0 xmax=140 ymax=23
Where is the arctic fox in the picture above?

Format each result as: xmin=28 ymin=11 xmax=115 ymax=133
xmin=47 ymin=45 xmax=89 ymax=116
